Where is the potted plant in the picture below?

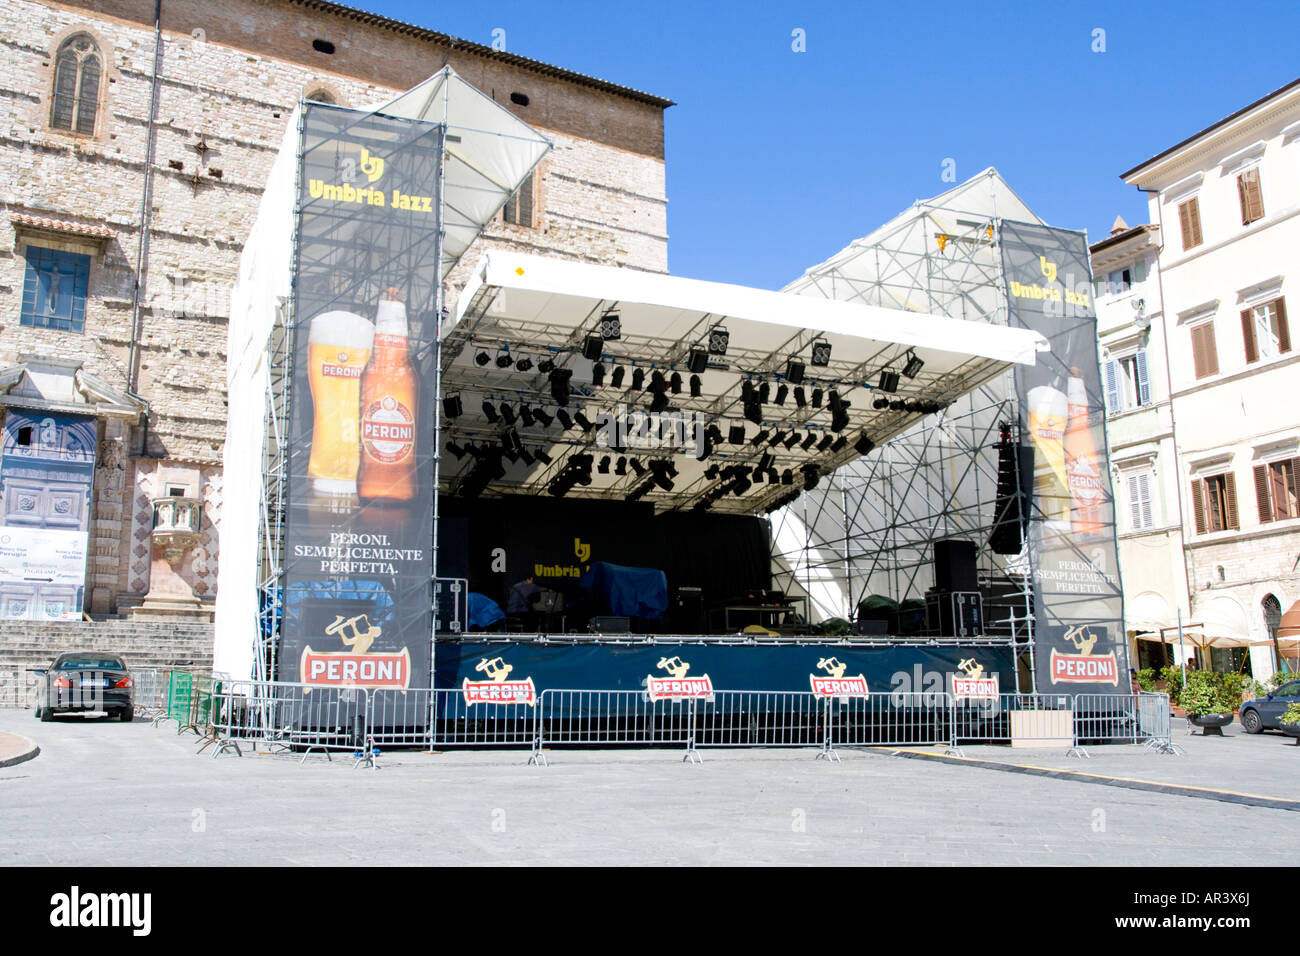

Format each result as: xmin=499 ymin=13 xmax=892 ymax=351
xmin=1280 ymin=703 xmax=1300 ymax=746
xmin=1179 ymin=672 xmax=1236 ymax=736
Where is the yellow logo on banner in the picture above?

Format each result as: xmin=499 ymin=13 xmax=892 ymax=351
xmin=809 ymin=657 xmax=869 ymax=697
xmin=300 ymin=611 xmax=411 ymax=689
xmin=1049 ymin=625 xmax=1119 ymax=686
xmin=359 ymin=148 xmax=384 ymax=183
xmin=951 ymin=658 xmax=999 ymax=699
xmin=1040 ymin=256 xmax=1058 ymax=284
xmin=462 ymin=657 xmax=537 ymax=705
xmin=645 ymin=656 xmax=714 ymax=701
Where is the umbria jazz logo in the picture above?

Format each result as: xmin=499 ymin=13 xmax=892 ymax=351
xmin=1049 ymin=624 xmax=1118 ymax=685
xmin=301 ymin=612 xmax=411 ymax=688
xmin=809 ymin=657 xmax=869 ymax=697
xmin=462 ymin=656 xmax=537 ymax=706
xmin=645 ymin=656 xmax=714 ymax=702
xmin=949 ymin=657 xmax=1000 ymax=700
xmin=307 ymin=144 xmax=433 ymax=213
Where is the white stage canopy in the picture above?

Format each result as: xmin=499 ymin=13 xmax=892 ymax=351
xmin=443 ymin=251 xmax=1048 ymax=515
xmin=213 ymin=69 xmax=549 ymax=681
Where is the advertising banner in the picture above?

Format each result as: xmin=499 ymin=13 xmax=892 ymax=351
xmin=999 ymin=220 xmax=1127 ymax=693
xmin=277 ymin=103 xmax=443 ymax=707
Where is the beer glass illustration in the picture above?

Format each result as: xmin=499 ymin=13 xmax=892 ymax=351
xmin=306 ymin=310 xmax=375 ymax=496
xmin=1027 ymin=382 xmax=1070 ymax=528
xmin=1065 ymin=369 xmax=1104 ymax=534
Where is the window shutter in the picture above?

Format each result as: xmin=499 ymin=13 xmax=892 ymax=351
xmin=1270 ymin=462 xmax=1290 ymax=521
xmin=1126 ymin=474 xmax=1140 ymax=530
xmin=1255 ymin=464 xmax=1274 ymax=523
xmin=1134 ymin=350 xmax=1151 ymax=405
xmin=1277 ymin=298 xmax=1291 ymax=354
xmin=1138 ymin=473 xmax=1153 ymax=529
xmin=1103 ymin=359 xmax=1121 ymax=412
xmin=518 ymin=172 xmax=535 ymax=227
xmin=1287 ymin=457 xmax=1300 ymax=519
xmin=1134 ymin=260 xmax=1147 ymax=283
xmin=1191 ymin=323 xmax=1218 ymax=378
xmin=1241 ymin=309 xmax=1259 ymax=363
xmin=1224 ymin=471 xmax=1239 ymax=530
xmin=1179 ymin=197 xmax=1203 ymax=249
xmin=1238 ymin=168 xmax=1265 ymax=224
xmin=1191 ymin=478 xmax=1207 ymax=534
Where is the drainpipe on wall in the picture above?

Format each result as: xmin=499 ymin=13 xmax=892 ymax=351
xmin=127 ymin=0 xmax=163 ymax=423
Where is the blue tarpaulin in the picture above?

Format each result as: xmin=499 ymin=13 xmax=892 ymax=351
xmin=579 ymin=561 xmax=668 ymax=619
xmin=467 ymin=593 xmax=506 ymax=630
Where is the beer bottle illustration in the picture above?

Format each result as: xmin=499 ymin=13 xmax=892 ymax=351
xmin=1065 ymin=367 xmax=1104 ymax=534
xmin=306 ymin=310 xmax=374 ymax=496
xmin=359 ymin=288 xmax=418 ymax=501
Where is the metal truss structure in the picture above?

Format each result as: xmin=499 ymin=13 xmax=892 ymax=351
xmin=771 ymin=169 xmax=1043 ymax=661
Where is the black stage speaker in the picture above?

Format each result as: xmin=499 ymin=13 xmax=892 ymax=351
xmin=934 ymin=539 xmax=977 ymax=592
xmin=588 ymin=616 xmax=631 ymax=634
xmin=672 ymin=587 xmax=705 ymax=634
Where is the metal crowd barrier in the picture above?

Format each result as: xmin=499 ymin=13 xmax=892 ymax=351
xmin=186 ymin=680 xmax=1177 ymax=768
xmin=0 ymin=668 xmax=36 ymax=710
xmin=130 ymin=668 xmax=169 ymax=719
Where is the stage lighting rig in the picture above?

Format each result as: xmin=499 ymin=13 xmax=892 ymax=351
xmin=574 ymin=410 xmax=594 ymax=432
xmin=767 ymin=430 xmax=784 ymax=447
xmin=810 ymin=340 xmax=832 ymax=367
xmin=811 ymin=387 xmax=823 ymax=409
xmin=854 ymin=433 xmax=875 ymax=456
xmin=519 ymin=405 xmax=535 ymax=427
xmin=728 ymin=425 xmax=746 ymax=445
xmin=556 ymin=409 xmax=574 ymax=430
xmin=502 ymin=427 xmax=523 ymax=458
xmin=800 ymin=432 xmax=817 ymax=451
xmin=649 ymin=390 xmax=670 ymax=414
xmin=785 ymin=360 xmax=804 ymax=385
xmin=794 ymin=387 xmax=807 ymax=409
xmin=707 ymin=325 xmax=730 ymax=356
xmin=535 ymin=448 xmax=553 ymax=464
xmin=649 ymin=459 xmax=675 ymax=491
xmin=631 ymin=367 xmax=645 ymax=391
xmin=582 ymin=333 xmax=603 ymax=362
xmin=758 ymin=382 xmax=770 ymax=403
xmin=446 ymin=441 xmax=467 ymax=460
xmin=514 ymin=355 xmax=534 ymax=373
xmin=781 ymin=468 xmax=794 ymax=486
xmin=757 ymin=451 xmax=775 ymax=474
xmin=495 ymin=347 xmax=514 ymax=369
xmin=741 ymin=380 xmax=763 ymax=425
xmin=670 ymin=372 xmax=682 ymax=395
xmin=474 ymin=350 xmax=490 ymax=367
xmin=889 ymin=399 xmax=905 ymax=411
xmin=902 ymin=350 xmax=924 ymax=379
xmin=750 ymin=429 xmax=770 ymax=447
xmin=442 ymin=394 xmax=464 ymax=419
xmin=816 ymin=434 xmax=834 ymax=452
xmin=500 ymin=402 xmax=516 ymax=425
xmin=548 ymin=367 xmax=573 ymax=405
xmin=630 ymin=458 xmax=646 ymax=477
xmin=783 ymin=432 xmax=800 ymax=450
xmin=830 ymin=435 xmax=847 ymax=453
xmin=592 ymin=363 xmax=605 ymax=387
xmin=689 ymin=374 xmax=702 ymax=398
xmin=533 ymin=407 xmax=554 ymax=428
xmin=600 ymin=311 xmax=621 ymax=340
xmin=704 ymin=464 xmax=720 ymax=481
xmin=828 ymin=390 xmax=850 ymax=432
xmin=801 ymin=464 xmax=821 ymax=490
xmin=481 ymin=400 xmax=499 ymax=424
xmin=598 ymin=455 xmax=611 ymax=474
xmin=537 ymin=356 xmax=556 ymax=373
xmin=687 ymin=347 xmax=708 ymax=374
xmin=611 ymin=365 xmax=625 ymax=388
xmin=873 ymin=397 xmax=890 ymax=410
xmin=774 ymin=383 xmax=789 ymax=406
xmin=519 ymin=448 xmax=535 ymax=466
xmin=878 ymin=370 xmax=900 ymax=393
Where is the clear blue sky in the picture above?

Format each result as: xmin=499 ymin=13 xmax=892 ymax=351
xmin=373 ymin=0 xmax=1300 ymax=289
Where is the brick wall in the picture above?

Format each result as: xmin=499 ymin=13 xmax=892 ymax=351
xmin=0 ymin=0 xmax=669 ymax=616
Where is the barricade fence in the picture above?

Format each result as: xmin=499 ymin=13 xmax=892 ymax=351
xmin=185 ymin=681 xmax=1176 ymax=762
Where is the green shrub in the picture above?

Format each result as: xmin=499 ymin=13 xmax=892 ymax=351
xmin=1280 ymin=703 xmax=1300 ymax=725
xmin=1177 ymin=670 xmax=1237 ymax=717
xmin=1136 ymin=668 xmax=1158 ymax=691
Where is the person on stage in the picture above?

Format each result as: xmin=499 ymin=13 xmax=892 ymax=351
xmin=507 ymin=574 xmax=543 ymax=614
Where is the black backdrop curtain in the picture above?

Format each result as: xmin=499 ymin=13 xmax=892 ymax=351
xmin=438 ymin=496 xmax=771 ymax=627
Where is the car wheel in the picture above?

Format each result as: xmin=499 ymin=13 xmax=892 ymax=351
xmin=33 ymin=704 xmax=42 ymax=720
xmin=40 ymin=706 xmax=54 ymax=722
xmin=1240 ymin=709 xmax=1262 ymax=734
xmin=119 ymin=708 xmax=134 ymax=723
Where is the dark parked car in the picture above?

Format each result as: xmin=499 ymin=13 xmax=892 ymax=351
xmin=1238 ymin=677 xmax=1300 ymax=733
xmin=34 ymin=654 xmax=134 ymax=722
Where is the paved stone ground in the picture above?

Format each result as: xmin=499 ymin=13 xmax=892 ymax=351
xmin=1 ymin=710 xmax=1296 ymax=866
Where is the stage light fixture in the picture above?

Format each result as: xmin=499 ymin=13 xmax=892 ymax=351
xmin=687 ymin=347 xmax=708 ymax=374
xmin=873 ymin=397 xmax=890 ymax=410
xmin=816 ymin=434 xmax=834 ymax=452
xmin=615 ymin=456 xmax=627 ymax=476
xmin=706 ymin=424 xmax=724 ymax=445
xmin=631 ymin=367 xmax=645 ymax=391
xmin=741 ymin=381 xmax=763 ymax=425
xmin=533 ymin=408 xmax=554 ymax=428
xmin=592 ymin=362 xmax=606 ymax=387
xmin=768 ymin=431 xmax=784 ymax=447
xmin=707 ymin=325 xmax=730 ymax=355
xmin=774 ymin=384 xmax=789 ymax=406
xmin=600 ymin=312 xmax=621 ymax=340
xmin=731 ymin=475 xmax=752 ymax=497
xmin=810 ymin=340 xmax=832 ymax=367
xmin=537 ymin=357 xmax=556 ymax=373
xmin=878 ymin=370 xmax=900 ymax=393
xmin=482 ymin=401 xmax=499 ymax=424
xmin=781 ymin=469 xmax=794 ymax=486
xmin=829 ymin=390 xmax=850 ymax=432
xmin=442 ymin=394 xmax=464 ymax=419
xmin=556 ymin=408 xmax=573 ymax=430
xmin=704 ymin=464 xmax=720 ymax=481
xmin=574 ymin=411 xmax=594 ymax=432
xmin=759 ymin=382 xmax=770 ymax=403
xmin=515 ymin=356 xmax=534 ymax=373
xmin=902 ymin=350 xmax=924 ymax=379
xmin=536 ymin=449 xmax=553 ymax=464
xmin=519 ymin=405 xmax=535 ymax=427
xmin=519 ymin=448 xmax=535 ymax=466
xmin=728 ymin=425 xmax=746 ymax=445
xmin=794 ymin=387 xmax=807 ymax=409
xmin=598 ymin=455 xmax=611 ymax=474
xmin=831 ymin=435 xmax=847 ymax=452
xmin=670 ymin=372 xmax=682 ymax=395
xmin=801 ymin=464 xmax=821 ymax=490
xmin=611 ymin=365 xmax=625 ymax=388
xmin=811 ymin=387 xmax=823 ymax=409
xmin=503 ymin=427 xmax=523 ymax=457
xmin=905 ymin=399 xmax=922 ymax=413
xmin=854 ymin=433 xmax=875 ymax=456
xmin=650 ymin=370 xmax=667 ymax=394
xmin=582 ymin=333 xmax=604 ymax=362
xmin=800 ymin=432 xmax=817 ymax=451
xmin=474 ymin=349 xmax=491 ymax=367
xmin=766 ymin=468 xmax=779 ymax=484
xmin=446 ymin=441 xmax=466 ymax=460
xmin=548 ymin=368 xmax=573 ymax=406
xmin=753 ymin=468 xmax=764 ymax=484
xmin=630 ymin=458 xmax=646 ymax=477
xmin=889 ymin=399 xmax=905 ymax=411
xmin=785 ymin=360 xmax=805 ymax=385
xmin=750 ymin=429 xmax=770 ymax=446
xmin=500 ymin=402 xmax=516 ymax=425
xmin=495 ymin=348 xmax=514 ymax=369
xmin=689 ymin=374 xmax=702 ymax=398
xmin=783 ymin=432 xmax=800 ymax=450
xmin=757 ymin=451 xmax=775 ymax=474
xmin=649 ymin=390 xmax=670 ymax=413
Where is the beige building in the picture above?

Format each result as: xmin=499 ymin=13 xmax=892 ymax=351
xmin=0 ymin=0 xmax=670 ymax=622
xmin=1117 ymin=77 xmax=1300 ymax=679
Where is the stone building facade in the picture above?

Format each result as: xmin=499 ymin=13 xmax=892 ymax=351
xmin=0 ymin=0 xmax=670 ymax=622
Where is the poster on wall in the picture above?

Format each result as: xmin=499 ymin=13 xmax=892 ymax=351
xmin=1000 ymin=220 xmax=1128 ymax=693
xmin=277 ymin=103 xmax=443 ymax=702
xmin=0 ymin=526 xmax=88 ymax=621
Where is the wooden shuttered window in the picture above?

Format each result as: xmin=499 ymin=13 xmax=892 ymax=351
xmin=1192 ymin=472 xmax=1239 ymax=534
xmin=503 ymin=172 xmax=535 ymax=227
xmin=1255 ymin=458 xmax=1300 ymax=522
xmin=1179 ymin=197 xmax=1203 ymax=250
xmin=1277 ymin=298 xmax=1291 ymax=354
xmin=1127 ymin=472 xmax=1154 ymax=531
xmin=1238 ymin=168 xmax=1265 ymax=225
xmin=1190 ymin=322 xmax=1218 ymax=378
xmin=1242 ymin=298 xmax=1292 ymax=363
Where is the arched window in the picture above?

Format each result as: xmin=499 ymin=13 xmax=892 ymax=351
xmin=1263 ymin=594 xmax=1283 ymax=671
xmin=305 ymin=89 xmax=335 ymax=105
xmin=51 ymin=33 xmax=102 ymax=135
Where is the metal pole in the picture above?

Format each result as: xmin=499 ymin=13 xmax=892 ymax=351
xmin=1177 ymin=606 xmax=1186 ymax=687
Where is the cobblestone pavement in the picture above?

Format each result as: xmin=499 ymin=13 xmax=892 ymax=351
xmin=1 ymin=711 xmax=1295 ymax=866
